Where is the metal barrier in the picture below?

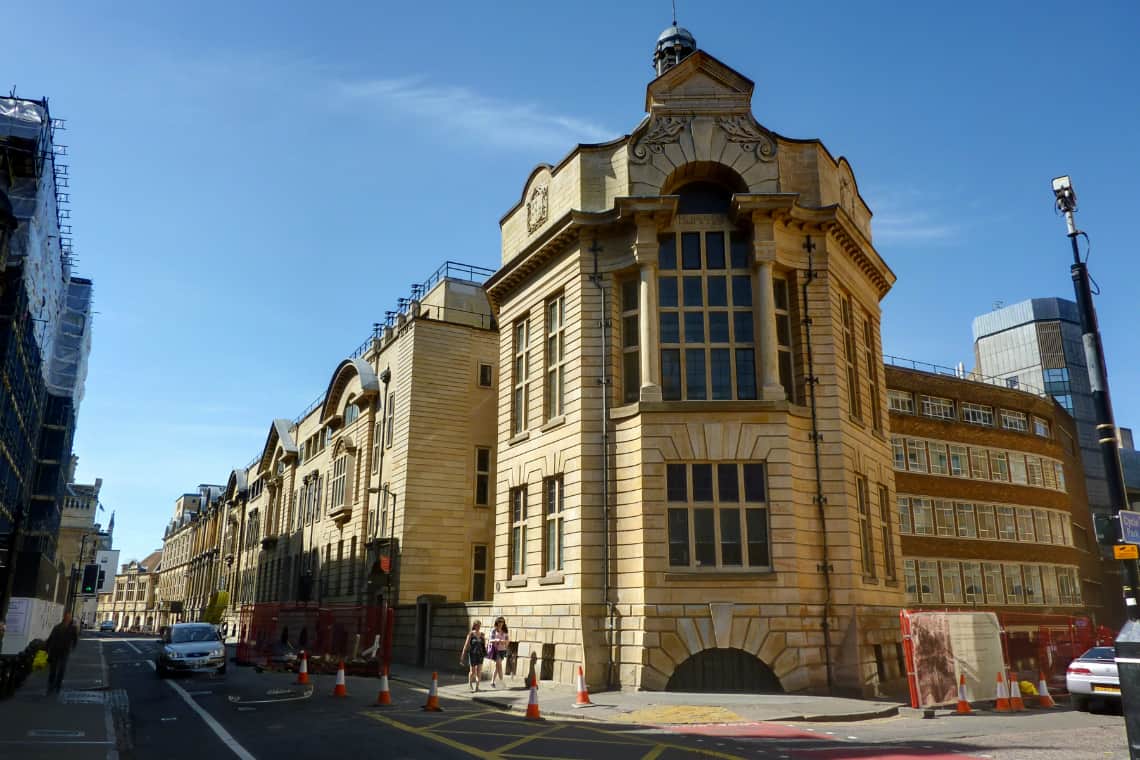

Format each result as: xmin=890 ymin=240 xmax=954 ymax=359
xmin=235 ymin=602 xmax=387 ymax=675
xmin=999 ymin=612 xmax=1096 ymax=693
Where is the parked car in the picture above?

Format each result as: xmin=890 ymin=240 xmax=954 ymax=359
xmin=99 ymin=620 xmax=115 ymax=633
xmin=155 ymin=623 xmax=226 ymax=678
xmin=1066 ymin=646 xmax=1119 ymax=711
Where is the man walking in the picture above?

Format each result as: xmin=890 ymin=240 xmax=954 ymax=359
xmin=46 ymin=612 xmax=79 ymax=695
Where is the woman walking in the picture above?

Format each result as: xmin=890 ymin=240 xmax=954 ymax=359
xmin=489 ymin=617 xmax=509 ymax=688
xmin=459 ymin=620 xmax=486 ymax=692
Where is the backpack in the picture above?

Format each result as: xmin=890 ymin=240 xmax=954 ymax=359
xmin=469 ymin=633 xmax=485 ymax=659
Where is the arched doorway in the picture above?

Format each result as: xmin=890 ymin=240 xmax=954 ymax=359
xmin=666 ymin=648 xmax=784 ymax=693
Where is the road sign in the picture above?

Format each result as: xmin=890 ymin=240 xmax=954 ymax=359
xmin=1120 ymin=510 xmax=1140 ymax=545
xmin=1115 ymin=544 xmax=1139 ymax=560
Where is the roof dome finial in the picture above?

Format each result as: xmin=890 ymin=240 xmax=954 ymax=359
xmin=653 ymin=15 xmax=696 ymax=76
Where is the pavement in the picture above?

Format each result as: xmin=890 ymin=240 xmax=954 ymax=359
xmin=385 ymin=663 xmax=903 ymax=724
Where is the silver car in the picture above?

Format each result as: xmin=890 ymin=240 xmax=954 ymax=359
xmin=1065 ymin=646 xmax=1119 ymax=711
xmin=156 ymin=623 xmax=227 ymax=678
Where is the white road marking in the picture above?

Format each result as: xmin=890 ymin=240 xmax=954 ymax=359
xmin=124 ymin=642 xmax=142 ymax=655
xmin=145 ymin=661 xmax=256 ymax=760
xmin=97 ymin=641 xmax=119 ymax=760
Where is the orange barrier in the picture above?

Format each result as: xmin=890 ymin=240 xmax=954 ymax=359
xmin=994 ymin=672 xmax=1011 ymax=712
xmin=1037 ymin=671 xmax=1057 ymax=708
xmin=574 ymin=665 xmax=592 ymax=707
xmin=955 ymin=674 xmax=972 ymax=715
xmin=525 ymin=675 xmax=541 ymax=720
xmin=332 ymin=661 xmax=347 ymax=697
xmin=296 ymin=651 xmax=309 ymax=685
xmin=376 ymin=666 xmax=391 ymax=705
xmin=422 ymin=671 xmax=442 ymax=712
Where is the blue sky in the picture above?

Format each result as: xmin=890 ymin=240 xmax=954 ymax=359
xmin=4 ymin=1 xmax=1138 ymax=563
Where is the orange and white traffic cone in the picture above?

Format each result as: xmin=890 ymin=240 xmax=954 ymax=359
xmin=422 ymin=671 xmax=442 ymax=711
xmin=332 ymin=661 xmax=347 ymax=697
xmin=376 ymin=666 xmax=392 ymax=705
xmin=955 ymin=674 xmax=973 ymax=715
xmin=524 ymin=675 xmax=541 ymax=720
xmin=296 ymin=651 xmax=309 ymax=685
xmin=994 ymin=671 xmax=1011 ymax=712
xmin=573 ymin=666 xmax=592 ymax=707
xmin=1037 ymin=671 xmax=1056 ymax=708
xmin=1008 ymin=671 xmax=1025 ymax=712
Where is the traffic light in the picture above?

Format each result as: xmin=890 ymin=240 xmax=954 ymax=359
xmin=81 ymin=563 xmax=99 ymax=594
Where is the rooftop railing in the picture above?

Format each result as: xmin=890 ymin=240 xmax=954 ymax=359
xmin=883 ymin=354 xmax=1049 ymax=399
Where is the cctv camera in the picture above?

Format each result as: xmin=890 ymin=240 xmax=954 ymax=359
xmin=1051 ymin=175 xmax=1072 ymax=195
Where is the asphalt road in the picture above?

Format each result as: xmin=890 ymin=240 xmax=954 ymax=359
xmin=100 ymin=635 xmax=1131 ymax=760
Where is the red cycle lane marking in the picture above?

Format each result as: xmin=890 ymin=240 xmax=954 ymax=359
xmin=665 ymin=722 xmax=833 ymax=739
xmin=797 ymin=749 xmax=986 ymax=760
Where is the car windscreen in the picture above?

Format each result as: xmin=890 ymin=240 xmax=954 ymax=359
xmin=1079 ymin=646 xmax=1116 ymax=661
xmin=170 ymin=626 xmax=218 ymax=644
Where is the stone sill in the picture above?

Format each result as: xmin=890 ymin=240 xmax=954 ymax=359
xmin=663 ymin=570 xmax=778 ymax=582
xmin=612 ymin=399 xmax=809 ymax=421
xmin=503 ymin=577 xmax=527 ymax=588
xmin=537 ymin=572 xmax=565 ymax=586
xmin=540 ymin=415 xmax=566 ymax=432
xmin=508 ymin=431 xmax=530 ymax=446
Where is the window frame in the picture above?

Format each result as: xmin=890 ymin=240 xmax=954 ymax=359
xmin=512 ymin=317 xmax=531 ymax=435
xmin=543 ymin=476 xmax=565 ymax=574
xmin=878 ymin=484 xmax=895 ymax=580
xmin=960 ymin=402 xmax=994 ymax=426
xmin=841 ymin=292 xmax=862 ymax=421
xmin=474 ymin=447 xmax=491 ymax=507
xmin=620 ymin=278 xmax=640 ymax=403
xmin=665 ymin=461 xmax=771 ymax=571
xmin=471 ymin=544 xmax=488 ymax=602
xmin=478 ymin=362 xmax=494 ymax=388
xmin=509 ymin=486 xmax=527 ymax=578
xmin=544 ymin=293 xmax=567 ymax=420
xmin=920 ymin=395 xmax=955 ymax=421
xmin=857 ymin=475 xmax=875 ymax=578
xmin=887 ymin=389 xmax=914 ymax=415
xmin=1000 ymin=409 xmax=1028 ymax=432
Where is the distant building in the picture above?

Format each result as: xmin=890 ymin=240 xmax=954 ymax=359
xmin=56 ymin=470 xmax=107 ymax=626
xmin=96 ymin=551 xmax=162 ymax=632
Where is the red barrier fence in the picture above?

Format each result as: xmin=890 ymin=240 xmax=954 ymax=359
xmin=235 ymin=603 xmax=389 ymax=675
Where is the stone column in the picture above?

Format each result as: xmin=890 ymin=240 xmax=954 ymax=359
xmin=635 ymin=215 xmax=662 ymax=402
xmin=752 ymin=216 xmax=785 ymax=401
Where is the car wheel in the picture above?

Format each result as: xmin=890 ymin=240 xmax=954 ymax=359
xmin=1071 ymin=694 xmax=1089 ymax=712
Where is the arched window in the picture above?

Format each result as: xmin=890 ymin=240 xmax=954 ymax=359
xmin=344 ymin=400 xmax=360 ymax=425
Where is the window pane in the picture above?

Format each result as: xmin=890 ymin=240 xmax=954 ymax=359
xmin=743 ymin=463 xmax=765 ymax=501
xmin=709 ymin=312 xmax=729 ymax=342
xmin=684 ymin=312 xmax=705 ymax=343
xmin=477 ymin=448 xmax=490 ymax=469
xmin=681 ymin=232 xmax=701 ymax=269
xmin=621 ymin=279 xmax=638 ymax=311
xmin=668 ymin=508 xmax=689 ymax=566
xmin=733 ymin=312 xmax=754 ymax=343
xmin=717 ymin=463 xmax=739 ymax=502
xmin=710 ymin=349 xmax=732 ymax=399
xmin=685 ymin=349 xmax=707 ymax=400
xmin=667 ymin=464 xmax=687 ymax=502
xmin=746 ymin=508 xmax=769 ymax=567
xmin=622 ymin=315 xmax=639 ymax=347
xmin=773 ymin=279 xmax=789 ymax=311
xmin=776 ymin=314 xmax=791 ymax=345
xmin=692 ymin=464 xmax=714 ymax=501
xmin=660 ymin=312 xmax=679 ymax=343
xmin=659 ymin=277 xmax=678 ymax=308
xmin=707 ymin=276 xmax=727 ymax=306
xmin=659 ymin=236 xmax=677 ymax=270
xmin=693 ymin=509 xmax=715 ymax=566
xmin=623 ymin=352 xmax=640 ymax=403
xmin=730 ymin=231 xmax=750 ymax=268
xmin=732 ymin=275 xmax=752 ymax=307
xmin=720 ymin=509 xmax=742 ymax=565
xmin=736 ymin=349 xmax=757 ymax=400
xmin=683 ymin=276 xmax=704 ymax=307
xmin=705 ymin=231 xmax=726 ymax=269
xmin=661 ymin=349 xmax=681 ymax=400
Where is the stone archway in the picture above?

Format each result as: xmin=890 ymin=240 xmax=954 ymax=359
xmin=665 ymin=648 xmax=784 ymax=693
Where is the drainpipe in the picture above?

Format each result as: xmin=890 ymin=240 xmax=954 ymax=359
xmin=801 ymin=235 xmax=835 ymax=693
xmin=589 ymin=239 xmax=615 ymax=689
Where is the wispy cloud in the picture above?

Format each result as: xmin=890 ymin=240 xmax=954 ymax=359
xmin=865 ymin=186 xmax=959 ymax=244
xmin=336 ymin=77 xmax=613 ymax=151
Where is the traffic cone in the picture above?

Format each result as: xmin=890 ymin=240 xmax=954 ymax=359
xmin=1008 ymin=671 xmax=1024 ymax=712
xmin=524 ymin=675 xmax=541 ymax=720
xmin=573 ymin=666 xmax=592 ymax=707
xmin=332 ymin=661 xmax=347 ymax=697
xmin=296 ymin=651 xmax=309 ymax=685
xmin=422 ymin=671 xmax=442 ymax=711
xmin=994 ymin=671 xmax=1011 ymax=712
xmin=376 ymin=666 xmax=391 ymax=706
xmin=1036 ymin=671 xmax=1057 ymax=708
xmin=955 ymin=674 xmax=972 ymax=715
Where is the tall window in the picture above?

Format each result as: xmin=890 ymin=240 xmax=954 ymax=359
xmin=941 ymin=561 xmax=963 ymax=604
xmin=983 ymin=562 xmax=1004 ymax=604
xmin=774 ymin=277 xmax=795 ymax=402
xmin=621 ymin=279 xmax=640 ymax=403
xmin=912 ymin=498 xmax=934 ymax=536
xmin=962 ymin=562 xmax=983 ymax=604
xmin=474 ymin=447 xmax=491 ymax=507
xmin=840 ymin=293 xmax=862 ymax=420
xmin=543 ymin=476 xmax=564 ymax=574
xmin=471 ymin=545 xmax=488 ymax=601
xmin=857 ymin=476 xmax=874 ymax=577
xmin=510 ymin=487 xmax=527 ymax=577
xmin=879 ymin=485 xmax=895 ymax=579
xmin=545 ymin=294 xmax=567 ymax=419
xmin=863 ymin=314 xmax=881 ymax=431
xmin=658 ymin=229 xmax=756 ymax=401
xmin=330 ymin=455 xmax=348 ymax=509
xmin=512 ymin=318 xmax=531 ymax=434
xmin=918 ymin=560 xmax=940 ymax=603
xmin=385 ymin=392 xmax=395 ymax=448
xmin=372 ymin=422 xmax=381 ymax=473
xmin=997 ymin=506 xmax=1017 ymax=540
xmin=666 ymin=462 xmax=770 ymax=569
xmin=1004 ymin=565 xmax=1024 ymax=604
xmin=344 ymin=402 xmax=360 ymax=425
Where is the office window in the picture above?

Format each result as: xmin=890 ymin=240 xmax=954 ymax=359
xmin=1009 ymin=453 xmax=1028 ymax=484
xmin=918 ymin=560 xmax=941 ymax=603
xmin=1016 ymin=507 xmax=1036 ymax=541
xmin=1042 ymin=459 xmax=1058 ymax=490
xmin=774 ymin=278 xmax=796 ymax=402
xmin=879 ymin=485 xmax=895 ymax=580
xmin=510 ymin=487 xmax=527 ymax=577
xmin=841 ymin=293 xmax=862 ymax=420
xmin=912 ymin=498 xmax=934 ymax=536
xmin=385 ymin=393 xmax=395 ymax=448
xmin=1034 ymin=509 xmax=1053 ymax=544
xmin=888 ymin=389 xmax=914 ymax=414
xmin=544 ymin=294 xmax=567 ymax=419
xmin=1054 ymin=462 xmax=1066 ymax=491
xmin=863 ymin=315 xmax=881 ymax=430
xmin=620 ymin=279 xmax=640 ymax=403
xmin=1042 ymin=566 xmax=1060 ymax=605
xmin=1023 ymin=564 xmax=1044 ymax=605
xmin=478 ymin=362 xmax=493 ymax=388
xmin=543 ymin=476 xmax=564 ymax=574
xmin=1033 ymin=417 xmax=1051 ymax=438
xmin=969 ymin=448 xmax=990 ymax=479
xmin=949 ymin=445 xmax=969 ymax=477
xmin=961 ymin=402 xmax=994 ymax=426
xmin=512 ymin=318 xmax=531 ymax=434
xmin=1001 ymin=410 xmax=1028 ymax=432
xmin=474 ymin=447 xmax=491 ymax=507
xmin=471 ymin=545 xmax=488 ymax=602
xmin=658 ymin=229 xmax=757 ymax=401
xmin=1026 ymin=456 xmax=1044 ymax=487
xmin=1004 ymin=564 xmax=1024 ymax=604
xmin=898 ymin=496 xmax=913 ymax=534
xmin=1049 ymin=512 xmax=1066 ymax=546
xmin=1058 ymin=566 xmax=1081 ymax=605
xmin=891 ymin=437 xmax=906 ymax=470
xmin=997 ymin=506 xmax=1017 ymax=541
xmin=907 ymin=440 xmax=928 ymax=473
xmin=977 ymin=504 xmax=997 ymax=539
xmin=921 ymin=395 xmax=954 ymax=421
xmin=935 ymin=500 xmax=956 ymax=537
xmin=904 ymin=559 xmax=918 ymax=603
xmin=989 ymin=451 xmax=1010 ymax=482
xmin=956 ymin=502 xmax=977 ymax=538
xmin=941 ymin=561 xmax=963 ymax=604
xmin=928 ymin=442 xmax=949 ymax=475
xmin=330 ymin=455 xmax=348 ymax=509
xmin=666 ymin=462 xmax=770 ymax=569
xmin=962 ymin=562 xmax=984 ymax=604
xmin=857 ymin=476 xmax=875 ymax=577
xmin=983 ymin=562 xmax=1005 ymax=604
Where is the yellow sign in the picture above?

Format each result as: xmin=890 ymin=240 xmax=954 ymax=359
xmin=1114 ymin=544 xmax=1139 ymax=560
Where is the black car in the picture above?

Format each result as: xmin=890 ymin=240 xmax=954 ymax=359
xmin=156 ymin=623 xmax=226 ymax=677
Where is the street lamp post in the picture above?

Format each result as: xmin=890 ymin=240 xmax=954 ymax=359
xmin=1051 ymin=176 xmax=1140 ymax=758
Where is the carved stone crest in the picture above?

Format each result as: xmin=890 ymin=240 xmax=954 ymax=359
xmin=631 ymin=116 xmax=690 ymax=163
xmin=526 ymin=184 xmax=549 ymax=234
xmin=717 ymin=115 xmax=776 ymax=162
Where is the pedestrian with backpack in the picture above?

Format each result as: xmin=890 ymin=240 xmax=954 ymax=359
xmin=459 ymin=620 xmax=486 ymax=692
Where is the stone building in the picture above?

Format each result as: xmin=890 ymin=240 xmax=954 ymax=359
xmin=886 ymin=362 xmax=1110 ymax=623
xmin=97 ymin=550 xmax=162 ymax=632
xmin=482 ymin=27 xmax=902 ymax=696
xmin=156 ymin=492 xmax=206 ymax=628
